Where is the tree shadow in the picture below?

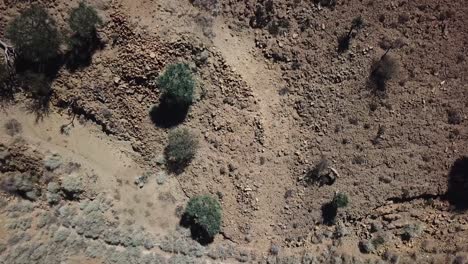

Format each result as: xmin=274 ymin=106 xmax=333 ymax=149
xmin=25 ymin=95 xmax=50 ymax=123
xmin=321 ymin=202 xmax=338 ymax=226
xmin=447 ymin=156 xmax=468 ymax=211
xmin=180 ymin=213 xmax=214 ymax=245
xmin=149 ymin=99 xmax=189 ymax=128
xmin=65 ymin=32 xmax=104 ymax=71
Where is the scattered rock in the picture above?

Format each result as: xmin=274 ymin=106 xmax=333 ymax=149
xmin=134 ymin=172 xmax=151 ymax=188
xmin=156 ymin=171 xmax=167 ymax=185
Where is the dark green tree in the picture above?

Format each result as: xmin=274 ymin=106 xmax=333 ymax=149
xmin=68 ymin=2 xmax=102 ymax=47
xmin=185 ymin=195 xmax=222 ymax=241
xmin=165 ymin=128 xmax=198 ymax=171
xmin=6 ymin=5 xmax=61 ymax=64
xmin=158 ymin=63 xmax=195 ymax=107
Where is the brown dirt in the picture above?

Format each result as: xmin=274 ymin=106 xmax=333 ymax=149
xmin=0 ymin=0 xmax=467 ymax=263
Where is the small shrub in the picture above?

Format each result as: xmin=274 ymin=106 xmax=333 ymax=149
xmin=184 ymin=195 xmax=222 ymax=243
xmin=158 ymin=63 xmax=195 ymax=107
xmin=447 ymin=109 xmax=463 ymax=125
xmin=68 ymin=2 xmax=102 ymax=46
xmin=332 ymin=193 xmax=349 ymax=208
xmin=268 ymin=19 xmax=290 ymax=36
xmin=6 ymin=5 xmax=61 ymax=64
xmin=369 ymin=55 xmax=399 ymax=93
xmin=4 ymin=119 xmax=22 ymax=136
xmin=164 ymin=128 xmax=198 ymax=171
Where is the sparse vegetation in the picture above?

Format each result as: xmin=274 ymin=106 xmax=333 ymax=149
xmin=4 ymin=119 xmax=22 ymax=136
xmin=183 ymin=195 xmax=222 ymax=243
xmin=158 ymin=63 xmax=195 ymax=108
xmin=447 ymin=109 xmax=463 ymax=125
xmin=164 ymin=128 xmax=198 ymax=172
xmin=332 ymin=193 xmax=349 ymax=208
xmin=68 ymin=2 xmax=102 ymax=48
xmin=338 ymin=16 xmax=364 ymax=52
xmin=6 ymin=5 xmax=61 ymax=65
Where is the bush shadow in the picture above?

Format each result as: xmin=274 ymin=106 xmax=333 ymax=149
xmin=321 ymin=202 xmax=338 ymax=226
xmin=180 ymin=213 xmax=214 ymax=245
xmin=337 ymin=34 xmax=351 ymax=53
xmin=149 ymin=98 xmax=189 ymax=128
xmin=447 ymin=156 xmax=468 ymax=211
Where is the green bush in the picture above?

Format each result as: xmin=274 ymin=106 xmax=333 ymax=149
xmin=69 ymin=2 xmax=102 ymax=45
xmin=165 ymin=128 xmax=198 ymax=170
xmin=185 ymin=195 xmax=222 ymax=239
xmin=6 ymin=5 xmax=61 ymax=64
xmin=158 ymin=63 xmax=195 ymax=107
xmin=332 ymin=193 xmax=349 ymax=208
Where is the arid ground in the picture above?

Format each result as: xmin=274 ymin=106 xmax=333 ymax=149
xmin=0 ymin=0 xmax=467 ymax=263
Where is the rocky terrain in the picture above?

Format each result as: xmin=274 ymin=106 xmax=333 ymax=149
xmin=0 ymin=0 xmax=467 ymax=263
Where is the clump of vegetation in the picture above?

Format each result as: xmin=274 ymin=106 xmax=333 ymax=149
xmin=447 ymin=109 xmax=463 ymax=125
xmin=268 ymin=19 xmax=290 ymax=36
xmin=68 ymin=2 xmax=102 ymax=48
xmin=1 ymin=172 xmax=40 ymax=201
xmin=164 ymin=128 xmax=198 ymax=172
xmin=332 ymin=193 xmax=349 ymax=208
xmin=158 ymin=63 xmax=195 ymax=108
xmin=368 ymin=55 xmax=399 ymax=93
xmin=4 ymin=119 xmax=22 ymax=136
xmin=322 ymin=192 xmax=349 ymax=225
xmin=447 ymin=156 xmax=468 ymax=210
xmin=6 ymin=5 xmax=61 ymax=65
xmin=183 ymin=195 xmax=222 ymax=244
xmin=338 ymin=16 xmax=365 ymax=53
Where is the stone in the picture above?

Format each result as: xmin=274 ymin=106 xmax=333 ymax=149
xmin=44 ymin=154 xmax=62 ymax=171
xmin=270 ymin=244 xmax=280 ymax=255
xmin=134 ymin=172 xmax=151 ymax=188
xmin=156 ymin=171 xmax=167 ymax=185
